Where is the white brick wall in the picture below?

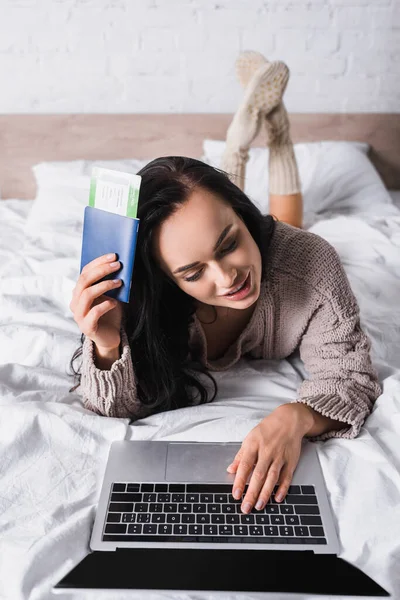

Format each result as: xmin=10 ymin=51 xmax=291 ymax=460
xmin=0 ymin=0 xmax=398 ymax=113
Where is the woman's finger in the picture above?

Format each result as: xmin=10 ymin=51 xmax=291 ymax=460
xmin=231 ymin=448 xmax=258 ymax=508
xmin=243 ymin=460 xmax=283 ymax=513
xmin=240 ymin=456 xmax=275 ymax=514
xmin=256 ymin=462 xmax=289 ymax=510
xmin=274 ymin=463 xmax=295 ymax=502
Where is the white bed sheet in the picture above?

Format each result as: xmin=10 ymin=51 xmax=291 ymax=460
xmin=0 ymin=192 xmax=400 ymax=600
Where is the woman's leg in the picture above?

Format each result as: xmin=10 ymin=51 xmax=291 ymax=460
xmin=220 ymin=61 xmax=289 ymax=192
xmin=236 ymin=52 xmax=303 ymax=229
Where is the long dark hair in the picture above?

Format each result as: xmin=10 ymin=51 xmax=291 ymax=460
xmin=68 ymin=156 xmax=277 ymax=416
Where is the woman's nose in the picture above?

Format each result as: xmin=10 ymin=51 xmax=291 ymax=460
xmin=213 ymin=263 xmax=237 ymax=289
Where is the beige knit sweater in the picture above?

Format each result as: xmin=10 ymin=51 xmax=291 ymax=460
xmin=80 ymin=220 xmax=382 ymax=442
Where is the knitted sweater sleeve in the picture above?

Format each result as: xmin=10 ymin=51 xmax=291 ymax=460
xmin=290 ymin=239 xmax=382 ymax=442
xmin=80 ymin=328 xmax=149 ymax=420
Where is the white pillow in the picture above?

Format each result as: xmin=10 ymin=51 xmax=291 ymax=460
xmin=24 ymin=158 xmax=149 ymax=236
xmin=202 ymin=140 xmax=399 ymax=228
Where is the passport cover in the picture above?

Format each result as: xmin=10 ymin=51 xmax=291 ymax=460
xmin=80 ymin=205 xmax=140 ymax=304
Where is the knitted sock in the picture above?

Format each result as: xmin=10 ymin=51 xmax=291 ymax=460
xmin=235 ymin=50 xmax=301 ymax=195
xmin=221 ymin=60 xmax=289 ymax=191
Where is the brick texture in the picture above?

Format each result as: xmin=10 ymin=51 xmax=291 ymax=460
xmin=0 ymin=0 xmax=398 ymax=113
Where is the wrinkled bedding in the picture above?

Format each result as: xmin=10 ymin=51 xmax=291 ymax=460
xmin=0 ymin=190 xmax=400 ymax=600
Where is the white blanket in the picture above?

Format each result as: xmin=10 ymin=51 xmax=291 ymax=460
xmin=1 ymin=193 xmax=400 ymax=600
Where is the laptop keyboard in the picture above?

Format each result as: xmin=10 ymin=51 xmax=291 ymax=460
xmin=102 ymin=482 xmax=327 ymax=545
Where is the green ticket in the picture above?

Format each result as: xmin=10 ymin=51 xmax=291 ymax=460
xmin=89 ymin=167 xmax=142 ymax=219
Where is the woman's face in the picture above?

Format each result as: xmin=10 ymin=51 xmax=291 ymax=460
xmin=153 ymin=187 xmax=262 ymax=310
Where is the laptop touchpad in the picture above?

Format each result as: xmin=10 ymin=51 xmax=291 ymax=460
xmin=166 ymin=443 xmax=239 ymax=482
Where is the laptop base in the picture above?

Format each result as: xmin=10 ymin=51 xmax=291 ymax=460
xmin=54 ymin=548 xmax=390 ymax=596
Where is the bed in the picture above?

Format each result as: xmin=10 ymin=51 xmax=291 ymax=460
xmin=1 ymin=113 xmax=400 ymax=600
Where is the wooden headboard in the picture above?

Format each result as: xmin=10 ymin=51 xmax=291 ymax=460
xmin=1 ymin=113 xmax=399 ymax=199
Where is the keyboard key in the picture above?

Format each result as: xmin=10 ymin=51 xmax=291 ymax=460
xmin=200 ymin=494 xmax=213 ymax=503
xmin=240 ymin=514 xmax=255 ymax=524
xmin=226 ymin=515 xmax=240 ymax=524
xmin=158 ymin=524 xmax=172 ymax=535
xmin=167 ymin=514 xmax=180 ymax=523
xmin=106 ymin=513 xmax=121 ymax=523
xmin=219 ymin=525 xmax=233 ymax=535
xmin=295 ymin=505 xmax=320 ymax=515
xmin=255 ymin=515 xmax=269 ymax=525
xmin=222 ymin=504 xmax=235 ymax=514
xmin=187 ymin=484 xmax=232 ymax=493
xmin=310 ymin=526 xmax=325 ymax=537
xmin=249 ymin=526 xmax=263 ymax=536
xmin=187 ymin=494 xmax=199 ymax=503
xmin=151 ymin=514 xmax=165 ymax=524
xmin=182 ymin=514 xmax=195 ymax=523
xmin=294 ymin=526 xmax=309 ymax=537
xmin=215 ymin=494 xmax=228 ymax=503
xmin=112 ymin=483 xmax=126 ymax=492
xmin=196 ymin=514 xmax=210 ymax=524
xmin=286 ymin=495 xmax=317 ymax=505
xmin=169 ymin=484 xmax=185 ymax=492
xmin=279 ymin=526 xmax=294 ymax=536
xmin=141 ymin=484 xmax=154 ymax=492
xmin=149 ymin=503 xmax=163 ymax=513
xmin=122 ymin=513 xmax=136 ymax=523
xmin=143 ymin=493 xmax=156 ymax=503
xmin=211 ymin=515 xmax=224 ymax=524
xmin=271 ymin=515 xmax=284 ymax=525
xmin=126 ymin=483 xmax=140 ymax=492
xmin=109 ymin=502 xmax=133 ymax=513
xmin=127 ymin=524 xmax=142 ymax=534
xmin=301 ymin=485 xmax=315 ymax=495
xmin=264 ymin=526 xmax=278 ymax=536
xmin=158 ymin=494 xmax=170 ymax=502
xmin=234 ymin=525 xmax=248 ymax=536
xmin=204 ymin=525 xmax=218 ymax=535
xmin=265 ymin=505 xmax=279 ymax=514
xmin=189 ymin=525 xmax=202 ymax=535
xmin=300 ymin=515 xmax=322 ymax=526
xmin=193 ymin=504 xmax=206 ymax=513
xmin=105 ymin=523 xmax=127 ymax=534
xmin=288 ymin=485 xmax=301 ymax=494
xmin=280 ymin=505 xmax=294 ymax=514
xmin=208 ymin=504 xmax=221 ymax=513
xmin=285 ymin=515 xmax=299 ymax=525
xmin=155 ymin=484 xmax=168 ymax=492
xmin=143 ymin=524 xmax=157 ymax=534
xmin=111 ymin=492 xmax=141 ymax=502
xmin=178 ymin=504 xmax=191 ymax=513
xmin=171 ymin=494 xmax=185 ymax=502
xmin=164 ymin=504 xmax=177 ymax=513
xmin=134 ymin=503 xmax=148 ymax=513
xmin=173 ymin=524 xmax=188 ymax=535
xmin=137 ymin=514 xmax=151 ymax=523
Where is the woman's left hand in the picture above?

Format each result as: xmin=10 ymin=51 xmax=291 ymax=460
xmin=226 ymin=403 xmax=312 ymax=514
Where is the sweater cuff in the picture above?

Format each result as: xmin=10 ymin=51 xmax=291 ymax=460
xmin=290 ymin=393 xmax=366 ymax=442
xmin=81 ymin=329 xmax=142 ymax=419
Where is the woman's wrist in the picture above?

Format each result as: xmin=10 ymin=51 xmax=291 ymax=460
xmin=276 ymin=402 xmax=315 ymax=437
xmin=94 ymin=344 xmax=121 ymax=370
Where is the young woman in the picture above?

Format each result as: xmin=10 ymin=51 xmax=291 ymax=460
xmin=69 ymin=52 xmax=381 ymax=515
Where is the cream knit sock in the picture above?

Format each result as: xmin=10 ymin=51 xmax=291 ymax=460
xmin=235 ymin=50 xmax=302 ymax=195
xmin=221 ymin=60 xmax=289 ymax=191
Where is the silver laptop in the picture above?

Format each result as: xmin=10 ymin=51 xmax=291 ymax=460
xmin=53 ymin=439 xmax=390 ymax=596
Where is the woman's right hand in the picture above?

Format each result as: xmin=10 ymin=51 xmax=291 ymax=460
xmin=70 ymin=253 xmax=124 ymax=352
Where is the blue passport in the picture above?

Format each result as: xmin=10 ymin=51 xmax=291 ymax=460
xmin=80 ymin=206 xmax=140 ymax=304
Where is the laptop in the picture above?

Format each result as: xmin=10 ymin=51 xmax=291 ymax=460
xmin=53 ymin=439 xmax=390 ymax=596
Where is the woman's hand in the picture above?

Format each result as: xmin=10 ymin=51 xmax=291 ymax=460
xmin=69 ymin=253 xmax=124 ymax=352
xmin=226 ymin=403 xmax=313 ymax=514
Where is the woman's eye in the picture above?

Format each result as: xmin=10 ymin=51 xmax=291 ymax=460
xmin=184 ymin=270 xmax=203 ymax=283
xmin=220 ymin=239 xmax=238 ymax=255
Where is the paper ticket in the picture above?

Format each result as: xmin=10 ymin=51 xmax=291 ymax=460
xmin=89 ymin=167 xmax=142 ymax=219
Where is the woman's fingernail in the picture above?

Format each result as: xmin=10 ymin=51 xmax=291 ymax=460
xmin=255 ymin=499 xmax=264 ymax=510
xmin=276 ymin=494 xmax=283 ymax=502
xmin=242 ymin=502 xmax=252 ymax=513
xmin=233 ymin=488 xmax=242 ymax=499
